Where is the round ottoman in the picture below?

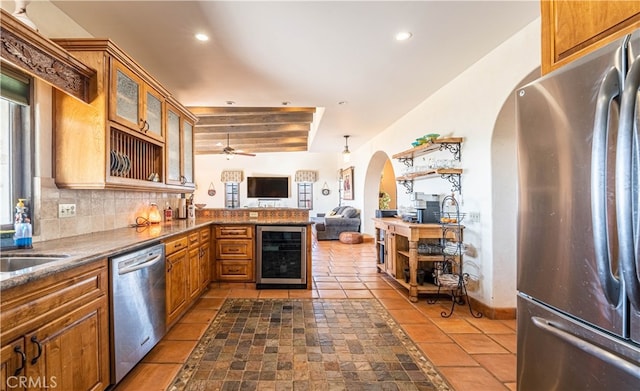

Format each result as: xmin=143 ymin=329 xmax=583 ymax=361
xmin=339 ymin=231 xmax=363 ymax=244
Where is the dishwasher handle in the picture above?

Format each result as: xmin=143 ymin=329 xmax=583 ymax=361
xmin=118 ymin=253 xmax=164 ymax=275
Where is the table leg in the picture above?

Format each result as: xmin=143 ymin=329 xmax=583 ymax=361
xmin=408 ymin=240 xmax=418 ymax=302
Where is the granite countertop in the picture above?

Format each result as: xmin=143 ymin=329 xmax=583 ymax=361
xmin=0 ymin=217 xmax=312 ymax=290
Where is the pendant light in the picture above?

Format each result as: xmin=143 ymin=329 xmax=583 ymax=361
xmin=342 ymin=135 xmax=351 ymax=163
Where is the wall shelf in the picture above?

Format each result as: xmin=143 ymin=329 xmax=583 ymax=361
xmin=393 ymin=137 xmax=463 ymax=193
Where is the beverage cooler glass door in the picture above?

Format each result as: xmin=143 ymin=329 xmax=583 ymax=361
xmin=256 ymin=226 xmax=306 ymax=287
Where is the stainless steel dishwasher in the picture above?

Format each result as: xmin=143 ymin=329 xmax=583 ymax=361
xmin=110 ymin=243 xmax=166 ymax=384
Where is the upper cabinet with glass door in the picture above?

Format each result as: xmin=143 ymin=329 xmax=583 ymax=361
xmin=165 ymin=102 xmax=196 ymax=189
xmin=52 ymin=39 xmax=196 ymax=192
xmin=110 ymin=59 xmax=164 ymax=142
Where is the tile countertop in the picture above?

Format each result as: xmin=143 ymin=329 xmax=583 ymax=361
xmin=0 ymin=217 xmax=312 ymax=290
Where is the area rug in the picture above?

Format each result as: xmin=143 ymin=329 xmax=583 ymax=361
xmin=168 ymin=298 xmax=451 ymax=391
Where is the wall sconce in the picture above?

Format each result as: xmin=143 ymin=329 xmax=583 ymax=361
xmin=342 ymin=135 xmax=351 ymax=163
xmin=148 ymin=203 xmax=162 ymax=224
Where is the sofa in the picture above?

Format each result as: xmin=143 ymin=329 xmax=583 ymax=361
xmin=311 ymin=206 xmax=361 ymax=240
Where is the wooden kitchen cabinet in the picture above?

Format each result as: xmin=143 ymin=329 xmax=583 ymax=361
xmin=541 ymin=1 xmax=640 ymax=74
xmin=110 ymin=59 xmax=164 ymax=142
xmin=0 ymin=260 xmax=109 ymax=391
xmin=165 ymin=235 xmax=189 ymax=326
xmin=165 ymin=228 xmax=210 ymax=326
xmin=0 ymin=340 xmax=24 ymax=389
xmin=198 ymin=228 xmax=211 ymax=291
xmin=214 ymin=225 xmax=255 ymax=282
xmin=52 ymin=38 xmax=197 ymax=192
xmin=165 ymin=102 xmax=195 ymax=188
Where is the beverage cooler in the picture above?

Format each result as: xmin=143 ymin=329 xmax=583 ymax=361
xmin=256 ymin=225 xmax=307 ymax=289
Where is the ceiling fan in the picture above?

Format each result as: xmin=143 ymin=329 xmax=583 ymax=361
xmin=216 ymin=133 xmax=256 ymax=157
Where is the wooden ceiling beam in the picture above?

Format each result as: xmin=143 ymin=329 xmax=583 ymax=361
xmin=195 ymin=131 xmax=309 ymax=140
xmin=191 ymin=106 xmax=314 ymax=154
xmin=188 ymin=106 xmax=316 ymax=116
xmin=196 ymin=137 xmax=308 ymax=146
xmin=196 ymin=145 xmax=308 ymax=155
xmin=194 ymin=123 xmax=310 ymax=134
xmin=195 ymin=112 xmax=314 ymax=126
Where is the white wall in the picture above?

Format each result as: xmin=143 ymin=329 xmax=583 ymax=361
xmin=349 ymin=19 xmax=541 ymax=308
xmin=194 ymin=152 xmax=341 ymax=215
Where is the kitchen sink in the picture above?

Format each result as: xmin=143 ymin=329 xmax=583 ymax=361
xmin=0 ymin=255 xmax=70 ymax=273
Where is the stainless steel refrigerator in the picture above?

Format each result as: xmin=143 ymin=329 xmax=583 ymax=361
xmin=516 ymin=30 xmax=640 ymax=390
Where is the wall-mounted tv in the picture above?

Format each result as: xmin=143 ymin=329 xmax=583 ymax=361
xmin=247 ymin=176 xmax=289 ymax=198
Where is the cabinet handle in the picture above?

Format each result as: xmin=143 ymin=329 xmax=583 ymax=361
xmin=167 ymin=262 xmax=172 ymax=273
xmin=30 ymin=336 xmax=43 ymax=364
xmin=174 ymin=243 xmax=183 ymax=249
xmin=139 ymin=119 xmax=149 ymax=132
xmin=14 ymin=346 xmax=26 ymax=376
xmin=180 ymin=175 xmax=187 ymax=185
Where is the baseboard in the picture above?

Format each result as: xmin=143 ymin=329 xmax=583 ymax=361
xmin=362 ymin=234 xmax=375 ymax=243
xmin=468 ymin=297 xmax=516 ymax=320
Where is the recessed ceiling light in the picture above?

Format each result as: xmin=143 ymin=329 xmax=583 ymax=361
xmin=195 ymin=33 xmax=209 ymax=42
xmin=395 ymin=31 xmax=412 ymax=41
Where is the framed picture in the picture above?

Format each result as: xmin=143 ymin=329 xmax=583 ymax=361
xmin=342 ymin=166 xmax=354 ymax=200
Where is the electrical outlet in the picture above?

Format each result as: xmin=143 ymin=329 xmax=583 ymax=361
xmin=58 ymin=203 xmax=76 ymax=218
xmin=468 ymin=212 xmax=480 ymax=223
xmin=249 ymin=212 xmax=258 ymax=218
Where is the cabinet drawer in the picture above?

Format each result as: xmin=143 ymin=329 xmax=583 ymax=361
xmin=216 ymin=260 xmax=254 ymax=281
xmin=188 ymin=231 xmax=199 ymax=247
xmin=215 ymin=225 xmax=253 ymax=239
xmin=200 ymin=227 xmax=210 ymax=243
xmin=165 ymin=236 xmax=188 ymax=255
xmin=0 ymin=260 xmax=107 ymax=345
xmin=215 ymin=240 xmax=253 ymax=259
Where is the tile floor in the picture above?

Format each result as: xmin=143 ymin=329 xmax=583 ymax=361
xmin=115 ymin=240 xmax=517 ymax=391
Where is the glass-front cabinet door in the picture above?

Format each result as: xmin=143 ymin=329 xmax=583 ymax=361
xmin=166 ymin=104 xmax=181 ymax=185
xmin=110 ymin=59 xmax=164 ymax=142
xmin=110 ymin=60 xmax=141 ymax=131
xmin=143 ymin=86 xmax=164 ymax=142
xmin=182 ymin=119 xmax=194 ymax=186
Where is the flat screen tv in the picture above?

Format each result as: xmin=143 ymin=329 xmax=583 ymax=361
xmin=247 ymin=176 xmax=289 ymax=198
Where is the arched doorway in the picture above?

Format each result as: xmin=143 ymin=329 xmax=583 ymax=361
xmin=361 ymin=151 xmax=397 ymax=236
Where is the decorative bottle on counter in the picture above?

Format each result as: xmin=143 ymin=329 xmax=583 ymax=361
xmin=13 ymin=198 xmax=32 ymax=248
xmin=164 ymin=202 xmax=172 ymax=221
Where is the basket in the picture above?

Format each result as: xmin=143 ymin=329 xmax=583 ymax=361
xmin=433 ymin=211 xmax=466 ymax=224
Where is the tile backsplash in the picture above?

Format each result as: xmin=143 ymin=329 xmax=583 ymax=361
xmin=34 ymin=177 xmax=185 ymax=242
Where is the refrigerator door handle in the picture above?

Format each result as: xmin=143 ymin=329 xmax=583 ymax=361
xmin=532 ymin=316 xmax=640 ymax=378
xmin=616 ymin=54 xmax=640 ymax=309
xmin=591 ymin=66 xmax=622 ymax=306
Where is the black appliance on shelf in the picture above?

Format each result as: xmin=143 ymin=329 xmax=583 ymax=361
xmin=256 ymin=225 xmax=307 ymax=289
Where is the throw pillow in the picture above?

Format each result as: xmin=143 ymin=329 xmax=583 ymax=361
xmin=342 ymin=207 xmax=359 ymax=218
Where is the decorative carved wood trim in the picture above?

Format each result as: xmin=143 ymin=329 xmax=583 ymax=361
xmin=0 ymin=9 xmax=96 ymax=103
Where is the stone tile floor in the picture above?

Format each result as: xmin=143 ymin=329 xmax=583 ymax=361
xmin=169 ymin=298 xmax=451 ymax=391
xmin=115 ymin=240 xmax=516 ymax=391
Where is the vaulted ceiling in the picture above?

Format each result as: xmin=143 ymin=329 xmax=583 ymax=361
xmin=34 ymin=1 xmax=539 ymax=155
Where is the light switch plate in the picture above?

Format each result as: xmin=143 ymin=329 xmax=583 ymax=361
xmin=58 ymin=203 xmax=76 ymax=218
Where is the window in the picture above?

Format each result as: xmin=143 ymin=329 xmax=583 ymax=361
xmin=225 ymin=183 xmax=240 ymax=208
xmin=1 ymin=66 xmax=32 ymax=228
xmin=297 ymin=183 xmax=313 ymax=209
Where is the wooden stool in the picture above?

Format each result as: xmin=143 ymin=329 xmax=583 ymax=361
xmin=339 ymin=231 xmax=363 ymax=244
